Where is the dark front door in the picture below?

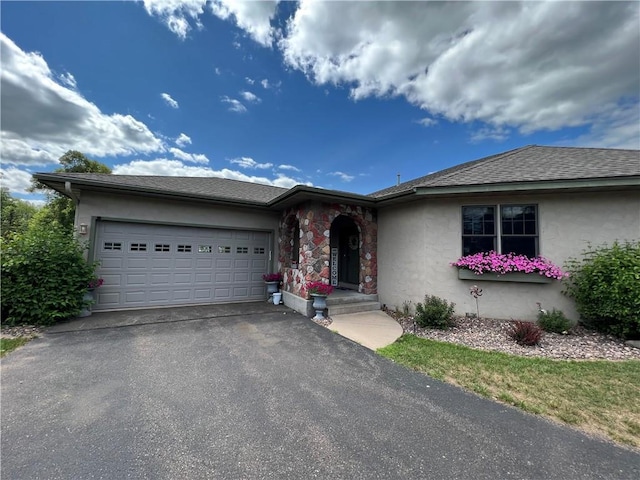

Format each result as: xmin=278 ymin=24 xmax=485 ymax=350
xmin=331 ymin=215 xmax=360 ymax=288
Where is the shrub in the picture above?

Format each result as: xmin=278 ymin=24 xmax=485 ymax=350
xmin=537 ymin=308 xmax=574 ymax=334
xmin=563 ymin=241 xmax=640 ymax=339
xmin=508 ymin=321 xmax=543 ymax=346
xmin=414 ymin=295 xmax=455 ymax=329
xmin=1 ymin=226 xmax=98 ymax=326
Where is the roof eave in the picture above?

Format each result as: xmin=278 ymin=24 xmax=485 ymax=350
xmin=33 ymin=173 xmax=275 ymax=210
xmin=268 ymin=185 xmax=377 ymax=208
xmin=413 ymin=177 xmax=640 ymax=197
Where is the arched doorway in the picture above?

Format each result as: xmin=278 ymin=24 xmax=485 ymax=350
xmin=330 ymin=215 xmax=360 ymax=289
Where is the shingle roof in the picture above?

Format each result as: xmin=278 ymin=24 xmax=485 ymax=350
xmin=370 ymin=145 xmax=640 ymax=198
xmin=36 ymin=173 xmax=289 ymax=204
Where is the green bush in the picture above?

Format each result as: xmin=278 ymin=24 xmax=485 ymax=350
xmin=414 ymin=295 xmax=455 ymax=329
xmin=537 ymin=308 xmax=574 ymax=334
xmin=1 ymin=226 xmax=97 ymax=326
xmin=563 ymin=241 xmax=640 ymax=339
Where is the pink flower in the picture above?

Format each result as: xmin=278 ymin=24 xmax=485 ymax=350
xmin=451 ymin=251 xmax=565 ymax=280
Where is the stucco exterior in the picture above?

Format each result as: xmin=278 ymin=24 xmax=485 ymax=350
xmin=377 ymin=190 xmax=640 ymax=321
xmin=75 ymin=191 xmax=280 ymax=264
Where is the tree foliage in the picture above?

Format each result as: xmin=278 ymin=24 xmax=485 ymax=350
xmin=1 ymin=188 xmax=37 ymax=240
xmin=1 ymin=224 xmax=98 ymax=325
xmin=30 ymin=150 xmax=111 ymax=231
xmin=563 ymin=241 xmax=640 ymax=339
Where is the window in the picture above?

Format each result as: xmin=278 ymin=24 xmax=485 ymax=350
xmin=198 ymin=245 xmax=212 ymax=253
xmin=155 ymin=244 xmax=170 ymax=252
xmin=104 ymin=242 xmax=122 ymax=251
xmin=177 ymin=244 xmax=192 ymax=253
xmin=130 ymin=243 xmax=147 ymax=252
xmin=254 ymin=247 xmax=265 ymax=255
xmin=218 ymin=246 xmax=231 ymax=254
xmin=236 ymin=246 xmax=248 ymax=254
xmin=462 ymin=204 xmax=538 ymax=256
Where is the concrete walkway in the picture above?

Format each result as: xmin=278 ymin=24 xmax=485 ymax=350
xmin=328 ymin=310 xmax=403 ymax=350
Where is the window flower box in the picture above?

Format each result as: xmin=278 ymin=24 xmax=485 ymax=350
xmin=452 ymin=251 xmax=566 ymax=283
xmin=457 ymin=269 xmax=553 ymax=284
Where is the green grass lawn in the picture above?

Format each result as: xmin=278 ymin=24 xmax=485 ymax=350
xmin=379 ymin=334 xmax=640 ymax=448
xmin=0 ymin=337 xmax=32 ymax=358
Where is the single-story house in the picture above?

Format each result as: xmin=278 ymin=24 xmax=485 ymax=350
xmin=35 ymin=145 xmax=640 ymax=321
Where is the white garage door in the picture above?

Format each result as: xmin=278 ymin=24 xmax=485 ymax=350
xmin=94 ymin=221 xmax=270 ymax=310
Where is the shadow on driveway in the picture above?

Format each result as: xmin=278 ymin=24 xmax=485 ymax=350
xmin=2 ymin=303 xmax=638 ymax=479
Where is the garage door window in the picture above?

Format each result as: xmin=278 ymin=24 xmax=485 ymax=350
xmin=198 ymin=245 xmax=212 ymax=253
xmin=177 ymin=244 xmax=192 ymax=253
xmin=104 ymin=242 xmax=122 ymax=251
xmin=130 ymin=243 xmax=147 ymax=252
xmin=155 ymin=244 xmax=170 ymax=252
xmin=218 ymin=246 xmax=231 ymax=253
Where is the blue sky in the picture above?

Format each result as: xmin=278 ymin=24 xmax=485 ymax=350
xmin=1 ymin=1 xmax=638 ymax=204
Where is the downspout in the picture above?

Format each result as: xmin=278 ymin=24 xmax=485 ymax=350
xmin=64 ymin=181 xmax=82 ymax=234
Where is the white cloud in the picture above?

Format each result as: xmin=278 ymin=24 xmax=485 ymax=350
xmin=415 ymin=117 xmax=438 ymax=127
xmin=175 ymin=133 xmax=192 ymax=147
xmin=245 ymin=77 xmax=255 ymax=85
xmin=0 ymin=33 xmax=164 ymax=167
xmin=260 ymin=78 xmax=281 ymax=90
xmin=230 ymin=157 xmax=273 ymax=169
xmin=214 ymin=67 xmax=222 ymax=75
xmin=278 ymin=164 xmax=301 ymax=172
xmin=112 ymin=158 xmax=311 ymax=188
xmin=210 ymin=0 xmax=279 ymax=47
xmin=470 ymin=126 xmax=510 ymax=143
xmin=58 ymin=72 xmax=77 ymax=89
xmin=161 ymin=92 xmax=179 ymax=109
xmin=240 ymin=91 xmax=261 ymax=103
xmin=221 ymin=96 xmax=247 ymax=113
xmin=143 ymin=0 xmax=206 ymax=40
xmin=143 ymin=1 xmax=279 ymax=46
xmin=328 ymin=171 xmax=355 ymax=182
xmin=0 ymin=166 xmax=34 ymax=194
xmin=169 ymin=147 xmax=209 ymax=164
xmin=276 ymin=1 xmax=639 ymax=145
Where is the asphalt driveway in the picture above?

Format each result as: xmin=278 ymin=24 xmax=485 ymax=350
xmin=1 ymin=304 xmax=638 ymax=479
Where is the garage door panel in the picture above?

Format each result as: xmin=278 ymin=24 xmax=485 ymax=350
xmin=127 ymin=258 xmax=149 ymax=269
xmin=100 ymin=258 xmax=123 ymax=269
xmin=126 ymin=274 xmax=147 ymax=285
xmin=234 ymin=272 xmax=249 ymax=282
xmin=125 ymin=291 xmax=146 ymax=303
xmin=151 ymin=259 xmax=172 ymax=269
xmin=195 ymin=273 xmax=212 ymax=283
xmin=149 ymin=290 xmax=171 ymax=302
xmin=95 ymin=221 xmax=270 ymax=310
xmin=151 ymin=274 xmax=170 ymax=284
xmin=174 ymin=273 xmax=193 ymax=284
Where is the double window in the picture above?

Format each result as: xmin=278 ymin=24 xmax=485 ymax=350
xmin=462 ymin=204 xmax=538 ymax=257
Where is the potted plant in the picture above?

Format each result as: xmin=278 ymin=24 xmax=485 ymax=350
xmin=305 ymin=281 xmax=334 ymax=320
xmin=451 ymin=251 xmax=566 ymax=283
xmin=79 ymin=277 xmax=104 ymax=317
xmin=263 ymin=273 xmax=283 ymax=300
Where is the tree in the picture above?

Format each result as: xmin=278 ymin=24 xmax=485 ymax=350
xmin=1 ymin=188 xmax=38 ymax=240
xmin=30 ymin=150 xmax=111 ymax=232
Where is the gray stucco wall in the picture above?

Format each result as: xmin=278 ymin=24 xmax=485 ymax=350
xmin=75 ymin=191 xmax=280 ymax=264
xmin=377 ymin=190 xmax=640 ymax=321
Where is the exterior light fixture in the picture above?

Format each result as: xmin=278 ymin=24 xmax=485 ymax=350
xmin=79 ymin=224 xmax=88 ymax=235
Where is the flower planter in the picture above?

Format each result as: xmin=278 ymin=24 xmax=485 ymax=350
xmin=457 ymin=269 xmax=553 ymax=284
xmin=310 ymin=294 xmax=328 ymax=320
xmin=78 ymin=289 xmax=95 ymax=317
xmin=265 ymin=281 xmax=279 ymax=295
